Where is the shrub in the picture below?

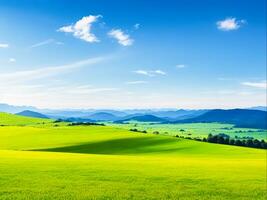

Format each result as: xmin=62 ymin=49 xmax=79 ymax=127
xmin=260 ymin=140 xmax=267 ymax=149
xmin=229 ymin=139 xmax=235 ymax=145
xmin=207 ymin=134 xmax=214 ymax=143
xmin=142 ymin=130 xmax=147 ymax=133
xmin=234 ymin=140 xmax=243 ymax=146
xmin=246 ymin=139 xmax=253 ymax=147
xmin=253 ymin=139 xmax=261 ymax=148
xmin=217 ymin=136 xmax=225 ymax=144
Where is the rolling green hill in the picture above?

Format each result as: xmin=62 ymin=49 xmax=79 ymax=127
xmin=0 ymin=112 xmax=51 ymax=126
xmin=112 ymin=122 xmax=267 ymax=140
xmin=0 ymin=113 xmax=266 ymax=199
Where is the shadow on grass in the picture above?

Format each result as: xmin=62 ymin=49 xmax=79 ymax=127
xmin=33 ymin=137 xmax=185 ymax=155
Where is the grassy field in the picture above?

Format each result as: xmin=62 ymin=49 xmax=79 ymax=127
xmin=0 ymin=113 xmax=266 ymax=199
xmin=111 ymin=122 xmax=267 ymax=140
xmin=0 ymin=112 xmax=52 ymax=126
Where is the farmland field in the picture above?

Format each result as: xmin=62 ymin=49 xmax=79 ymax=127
xmin=111 ymin=122 xmax=267 ymax=140
xmin=0 ymin=113 xmax=266 ymax=200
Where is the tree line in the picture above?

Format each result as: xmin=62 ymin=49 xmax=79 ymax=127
xmin=68 ymin=122 xmax=105 ymax=126
xmin=176 ymin=133 xmax=267 ymax=149
xmin=130 ymin=128 xmax=267 ymax=149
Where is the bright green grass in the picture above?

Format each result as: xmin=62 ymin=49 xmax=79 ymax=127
xmin=0 ymin=113 xmax=266 ymax=199
xmin=0 ymin=112 xmax=52 ymax=126
xmin=111 ymin=122 xmax=267 ymax=140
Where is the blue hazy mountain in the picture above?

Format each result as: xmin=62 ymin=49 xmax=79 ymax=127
xmin=247 ymin=106 xmax=267 ymax=111
xmin=174 ymin=109 xmax=267 ymax=129
xmin=87 ymin=112 xmax=119 ymax=121
xmin=115 ymin=115 xmax=167 ymax=123
xmin=16 ymin=110 xmax=49 ymax=119
xmin=0 ymin=103 xmax=37 ymax=113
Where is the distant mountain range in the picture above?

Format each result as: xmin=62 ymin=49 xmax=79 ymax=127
xmin=1 ymin=103 xmax=266 ymax=129
xmin=16 ymin=110 xmax=49 ymax=119
xmin=174 ymin=109 xmax=267 ymax=129
xmin=115 ymin=115 xmax=167 ymax=123
xmin=0 ymin=103 xmax=38 ymax=113
xmin=247 ymin=106 xmax=267 ymax=111
xmin=87 ymin=112 xmax=118 ymax=121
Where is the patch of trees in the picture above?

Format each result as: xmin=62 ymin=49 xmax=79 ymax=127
xmin=234 ymin=135 xmax=254 ymax=140
xmin=221 ymin=127 xmax=233 ymax=130
xmin=175 ymin=133 xmax=267 ymax=149
xmin=68 ymin=122 xmax=105 ymax=126
xmin=129 ymin=128 xmax=147 ymax=133
xmin=53 ymin=119 xmax=64 ymax=123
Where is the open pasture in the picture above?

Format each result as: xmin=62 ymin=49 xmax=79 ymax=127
xmin=0 ymin=113 xmax=266 ymax=199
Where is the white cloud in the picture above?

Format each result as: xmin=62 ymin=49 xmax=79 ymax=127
xmin=0 ymin=56 xmax=108 ymax=83
xmin=30 ymin=39 xmax=54 ymax=48
xmin=216 ymin=17 xmax=246 ymax=31
xmin=0 ymin=83 xmax=120 ymax=109
xmin=134 ymin=70 xmax=166 ymax=76
xmin=176 ymin=64 xmax=186 ymax=68
xmin=154 ymin=70 xmax=166 ymax=75
xmin=134 ymin=70 xmax=150 ymax=76
xmin=241 ymin=81 xmax=267 ymax=89
xmin=58 ymin=15 xmax=101 ymax=43
xmin=134 ymin=23 xmax=140 ymax=30
xmin=0 ymin=43 xmax=9 ymax=48
xmin=30 ymin=39 xmax=63 ymax=48
xmin=126 ymin=81 xmax=148 ymax=85
xmin=8 ymin=58 xmax=16 ymax=62
xmin=64 ymin=85 xmax=119 ymax=95
xmin=108 ymin=29 xmax=133 ymax=46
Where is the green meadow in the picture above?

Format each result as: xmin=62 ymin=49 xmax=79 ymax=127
xmin=111 ymin=122 xmax=267 ymax=140
xmin=0 ymin=113 xmax=266 ymax=199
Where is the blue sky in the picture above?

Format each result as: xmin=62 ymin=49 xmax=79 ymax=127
xmin=0 ymin=0 xmax=266 ymax=109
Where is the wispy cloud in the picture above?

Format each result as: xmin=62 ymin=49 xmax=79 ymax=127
xmin=0 ymin=56 xmax=109 ymax=83
xmin=217 ymin=77 xmax=234 ymax=81
xmin=134 ymin=23 xmax=140 ymax=30
xmin=0 ymin=83 xmax=120 ymax=109
xmin=63 ymin=85 xmax=119 ymax=95
xmin=176 ymin=64 xmax=186 ymax=69
xmin=154 ymin=70 xmax=166 ymax=75
xmin=108 ymin=29 xmax=134 ymax=46
xmin=202 ymin=89 xmax=254 ymax=97
xmin=0 ymin=43 xmax=9 ymax=48
xmin=241 ymin=80 xmax=267 ymax=89
xmin=133 ymin=70 xmax=166 ymax=76
xmin=217 ymin=17 xmax=246 ymax=31
xmin=134 ymin=70 xmax=150 ymax=76
xmin=126 ymin=81 xmax=148 ymax=85
xmin=30 ymin=39 xmax=63 ymax=48
xmin=58 ymin=15 xmax=101 ymax=43
xmin=8 ymin=58 xmax=16 ymax=62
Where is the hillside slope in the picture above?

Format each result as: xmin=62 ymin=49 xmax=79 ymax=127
xmin=0 ymin=113 xmax=266 ymax=200
xmin=0 ymin=112 xmax=51 ymax=126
